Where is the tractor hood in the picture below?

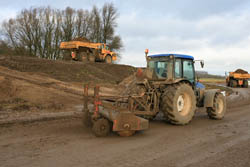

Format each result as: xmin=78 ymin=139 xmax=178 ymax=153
xmin=196 ymin=82 xmax=205 ymax=89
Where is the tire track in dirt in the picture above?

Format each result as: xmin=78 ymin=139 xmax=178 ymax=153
xmin=0 ymin=66 xmax=117 ymax=98
xmin=75 ymin=106 xmax=250 ymax=167
xmin=1 ymin=102 xmax=249 ymax=167
xmin=0 ymin=66 xmax=85 ymax=97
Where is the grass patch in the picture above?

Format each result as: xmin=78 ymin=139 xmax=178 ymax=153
xmin=199 ymin=78 xmax=225 ymax=83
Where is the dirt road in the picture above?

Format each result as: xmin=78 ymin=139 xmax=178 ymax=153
xmin=1 ymin=88 xmax=250 ymax=167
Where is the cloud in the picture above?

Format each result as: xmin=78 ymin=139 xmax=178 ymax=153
xmin=116 ymin=2 xmax=250 ymax=75
xmin=1 ymin=0 xmax=250 ymax=75
xmin=115 ymin=0 xmax=250 ymax=19
xmin=118 ymin=10 xmax=250 ymax=46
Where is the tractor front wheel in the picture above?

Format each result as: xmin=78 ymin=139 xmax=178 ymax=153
xmin=160 ymin=83 xmax=196 ymax=125
xmin=206 ymin=93 xmax=226 ymax=120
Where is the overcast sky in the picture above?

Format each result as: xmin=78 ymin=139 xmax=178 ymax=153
xmin=1 ymin=0 xmax=250 ymax=75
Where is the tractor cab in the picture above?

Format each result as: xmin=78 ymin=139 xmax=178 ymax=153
xmin=147 ymin=54 xmax=195 ymax=83
xmin=145 ymin=51 xmax=204 ymax=89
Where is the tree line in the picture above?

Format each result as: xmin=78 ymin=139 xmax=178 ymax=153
xmin=0 ymin=3 xmax=122 ymax=60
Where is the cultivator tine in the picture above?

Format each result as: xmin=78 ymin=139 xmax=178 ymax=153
xmin=94 ymin=85 xmax=101 ymax=117
xmin=83 ymin=84 xmax=89 ymax=111
xmin=83 ymin=84 xmax=92 ymax=127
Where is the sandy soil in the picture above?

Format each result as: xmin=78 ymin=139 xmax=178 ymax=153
xmin=1 ymin=55 xmax=250 ymax=167
xmin=0 ymin=65 xmax=122 ymax=123
xmin=0 ymin=88 xmax=250 ymax=167
xmin=0 ymin=55 xmax=136 ymax=85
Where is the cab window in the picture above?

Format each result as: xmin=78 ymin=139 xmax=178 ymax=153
xmin=149 ymin=61 xmax=167 ymax=78
xmin=183 ymin=60 xmax=195 ymax=83
xmin=175 ymin=59 xmax=182 ymax=78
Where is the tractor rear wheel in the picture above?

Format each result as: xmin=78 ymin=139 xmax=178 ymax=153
xmin=243 ymin=80 xmax=248 ymax=88
xmin=92 ymin=118 xmax=111 ymax=137
xmin=105 ymin=55 xmax=112 ymax=64
xmin=206 ymin=93 xmax=226 ymax=120
xmin=160 ymin=83 xmax=196 ymax=125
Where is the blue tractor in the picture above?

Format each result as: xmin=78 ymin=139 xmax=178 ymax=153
xmin=134 ymin=50 xmax=227 ymax=125
xmin=84 ymin=50 xmax=227 ymax=137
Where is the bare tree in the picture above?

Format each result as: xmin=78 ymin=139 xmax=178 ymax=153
xmin=75 ymin=9 xmax=91 ymax=38
xmin=89 ymin=6 xmax=102 ymax=43
xmin=30 ymin=8 xmax=42 ymax=57
xmin=109 ymin=35 xmax=123 ymax=51
xmin=101 ymin=3 xmax=117 ymax=43
xmin=61 ymin=7 xmax=75 ymax=41
xmin=2 ymin=18 xmax=27 ymax=55
xmin=2 ymin=19 xmax=18 ymax=51
xmin=1 ymin=3 xmax=123 ymax=60
xmin=52 ymin=9 xmax=63 ymax=59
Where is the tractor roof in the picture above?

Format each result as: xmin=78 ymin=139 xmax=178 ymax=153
xmin=148 ymin=54 xmax=194 ymax=60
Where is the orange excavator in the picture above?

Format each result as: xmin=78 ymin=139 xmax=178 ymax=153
xmin=60 ymin=38 xmax=117 ymax=63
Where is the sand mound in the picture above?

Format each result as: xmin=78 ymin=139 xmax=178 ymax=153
xmin=0 ymin=55 xmax=135 ymax=85
xmin=71 ymin=37 xmax=90 ymax=42
xmin=235 ymin=69 xmax=248 ymax=74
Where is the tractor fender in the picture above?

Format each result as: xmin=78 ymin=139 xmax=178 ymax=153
xmin=172 ymin=79 xmax=193 ymax=87
xmin=203 ymin=89 xmax=220 ymax=108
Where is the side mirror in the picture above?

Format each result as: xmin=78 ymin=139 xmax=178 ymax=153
xmin=200 ymin=61 xmax=204 ymax=68
xmin=194 ymin=60 xmax=205 ymax=68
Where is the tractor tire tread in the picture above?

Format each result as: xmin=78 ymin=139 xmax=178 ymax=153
xmin=206 ymin=93 xmax=226 ymax=120
xmin=160 ymin=83 xmax=196 ymax=125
